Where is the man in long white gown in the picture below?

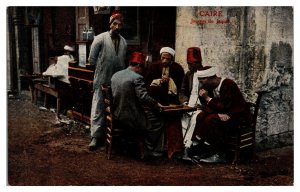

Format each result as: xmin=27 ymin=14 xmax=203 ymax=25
xmin=180 ymin=47 xmax=204 ymax=161
xmin=42 ymin=45 xmax=75 ymax=84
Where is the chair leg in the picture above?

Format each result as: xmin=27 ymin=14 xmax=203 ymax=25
xmin=231 ymin=136 xmax=241 ymax=164
xmin=231 ymin=151 xmax=239 ymax=164
xmin=107 ymin=147 xmax=112 ymax=160
xmin=249 ymin=143 xmax=256 ymax=160
xmin=106 ymin=138 xmax=112 ymax=160
xmin=105 ymin=140 xmax=109 ymax=157
xmin=138 ymin=141 xmax=144 ymax=159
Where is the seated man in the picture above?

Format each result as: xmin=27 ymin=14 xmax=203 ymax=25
xmin=191 ymin=66 xmax=252 ymax=163
xmin=111 ymin=51 xmax=165 ymax=157
xmin=145 ymin=47 xmax=184 ymax=105
xmin=43 ymin=45 xmax=75 ymax=84
xmin=179 ymin=47 xmax=205 ymax=161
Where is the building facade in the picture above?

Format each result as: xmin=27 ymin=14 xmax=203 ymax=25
xmin=175 ymin=7 xmax=293 ymax=150
xmin=7 ymin=6 xmax=294 ymax=150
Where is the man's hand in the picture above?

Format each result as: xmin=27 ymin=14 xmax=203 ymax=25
xmin=157 ymin=103 xmax=163 ymax=108
xmin=161 ymin=75 xmax=170 ymax=83
xmin=183 ymin=101 xmax=189 ymax=106
xmin=154 ymin=102 xmax=164 ymax=112
xmin=218 ymin=114 xmax=231 ymax=121
xmin=199 ymin=89 xmax=211 ymax=102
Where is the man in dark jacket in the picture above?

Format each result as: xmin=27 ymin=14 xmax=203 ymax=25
xmin=145 ymin=47 xmax=184 ymax=105
xmin=191 ymin=66 xmax=252 ymax=163
xmin=111 ymin=52 xmax=165 ymax=156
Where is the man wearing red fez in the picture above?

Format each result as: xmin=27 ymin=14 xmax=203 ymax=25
xmin=88 ymin=9 xmax=127 ymax=150
xmin=185 ymin=66 xmax=252 ymax=164
xmin=179 ymin=47 xmax=205 ymax=161
xmin=145 ymin=47 xmax=185 ymax=105
xmin=180 ymin=47 xmax=204 ymax=105
xmin=111 ymin=52 xmax=165 ymax=157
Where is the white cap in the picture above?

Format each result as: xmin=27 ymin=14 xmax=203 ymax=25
xmin=64 ymin=45 xmax=75 ymax=52
xmin=196 ymin=66 xmax=217 ymax=78
xmin=160 ymin=47 xmax=175 ymax=57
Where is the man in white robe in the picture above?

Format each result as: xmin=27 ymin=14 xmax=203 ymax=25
xmin=43 ymin=45 xmax=75 ymax=84
xmin=179 ymin=47 xmax=204 ymax=161
xmin=88 ymin=10 xmax=127 ymax=150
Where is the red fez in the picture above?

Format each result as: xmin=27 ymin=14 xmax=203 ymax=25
xmin=109 ymin=10 xmax=123 ymax=24
xmin=130 ymin=52 xmax=145 ymax=65
xmin=187 ymin=47 xmax=202 ymax=63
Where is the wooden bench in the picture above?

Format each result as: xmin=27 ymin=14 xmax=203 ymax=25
xmin=33 ymin=83 xmax=64 ymax=118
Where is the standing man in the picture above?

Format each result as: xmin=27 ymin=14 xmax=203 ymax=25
xmin=145 ymin=47 xmax=184 ymax=105
xmin=111 ymin=52 xmax=165 ymax=156
xmin=88 ymin=10 xmax=127 ymax=151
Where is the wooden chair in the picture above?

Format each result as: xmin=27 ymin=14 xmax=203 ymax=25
xmin=101 ymin=84 xmax=144 ymax=160
xmin=226 ymin=92 xmax=263 ymax=164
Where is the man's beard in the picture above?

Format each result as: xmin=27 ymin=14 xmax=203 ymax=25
xmin=162 ymin=61 xmax=172 ymax=67
xmin=112 ymin=29 xmax=120 ymax=36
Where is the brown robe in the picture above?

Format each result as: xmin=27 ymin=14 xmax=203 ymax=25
xmin=192 ymin=78 xmax=251 ymax=151
xmin=179 ymin=70 xmax=194 ymax=103
xmin=144 ymin=61 xmax=184 ymax=105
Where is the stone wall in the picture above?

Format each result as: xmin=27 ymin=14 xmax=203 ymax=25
xmin=175 ymin=6 xmax=293 ymax=150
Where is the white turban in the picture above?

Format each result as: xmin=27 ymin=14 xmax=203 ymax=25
xmin=160 ymin=47 xmax=175 ymax=57
xmin=196 ymin=66 xmax=217 ymax=78
xmin=64 ymin=45 xmax=75 ymax=52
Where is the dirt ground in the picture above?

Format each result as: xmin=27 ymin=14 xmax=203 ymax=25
xmin=7 ymin=91 xmax=294 ymax=186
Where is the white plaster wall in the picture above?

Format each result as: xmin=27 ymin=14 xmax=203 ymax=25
xmin=175 ymin=6 xmax=294 ymax=150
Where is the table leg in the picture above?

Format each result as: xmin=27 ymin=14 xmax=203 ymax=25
xmin=165 ymin=115 xmax=184 ymax=159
